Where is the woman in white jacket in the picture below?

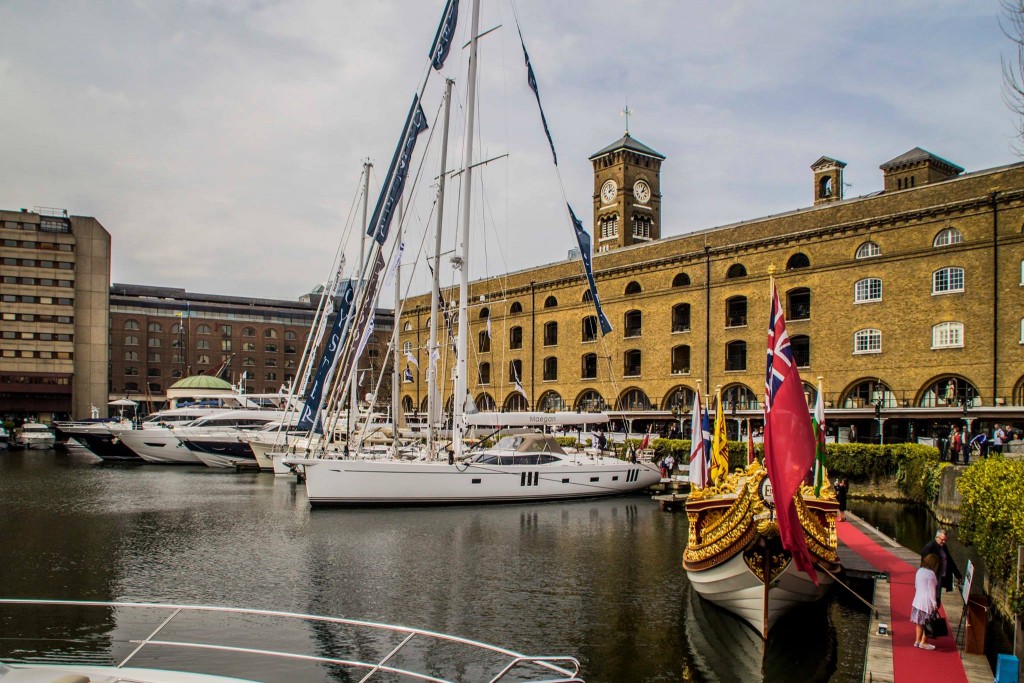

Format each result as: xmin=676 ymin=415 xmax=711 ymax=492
xmin=911 ymin=553 xmax=941 ymax=649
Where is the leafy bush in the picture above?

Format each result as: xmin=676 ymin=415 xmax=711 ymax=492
xmin=555 ymin=436 xmax=579 ymax=449
xmin=957 ymin=457 xmax=1024 ymax=586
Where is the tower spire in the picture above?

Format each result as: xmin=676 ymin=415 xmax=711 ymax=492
xmin=621 ymin=103 xmax=632 ymax=136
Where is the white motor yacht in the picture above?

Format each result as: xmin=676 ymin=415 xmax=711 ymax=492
xmin=11 ymin=423 xmax=55 ymax=450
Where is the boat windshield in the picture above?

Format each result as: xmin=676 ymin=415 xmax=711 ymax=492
xmin=493 ymin=436 xmax=524 ymax=450
xmin=471 ymin=453 xmax=561 ymax=465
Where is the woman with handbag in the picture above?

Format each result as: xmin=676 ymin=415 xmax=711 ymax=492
xmin=911 ymin=554 xmax=942 ymax=650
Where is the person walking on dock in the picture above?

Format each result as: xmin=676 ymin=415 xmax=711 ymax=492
xmin=835 ymin=478 xmax=849 ymax=521
xmin=911 ymin=553 xmax=941 ymax=650
xmin=920 ymin=529 xmax=962 ymax=606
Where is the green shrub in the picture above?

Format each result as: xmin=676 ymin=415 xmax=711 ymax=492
xmin=957 ymin=457 xmax=1024 ymax=587
xmin=555 ymin=436 xmax=579 ymax=449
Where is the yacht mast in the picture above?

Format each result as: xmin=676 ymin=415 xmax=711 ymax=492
xmin=428 ymin=78 xmax=454 ymax=459
xmin=391 ymin=200 xmax=402 ymax=444
xmin=452 ymin=0 xmax=481 ymax=460
xmin=351 ymin=159 xmax=372 ymax=437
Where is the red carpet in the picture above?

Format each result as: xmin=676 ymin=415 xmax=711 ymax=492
xmin=836 ymin=520 xmax=967 ymax=682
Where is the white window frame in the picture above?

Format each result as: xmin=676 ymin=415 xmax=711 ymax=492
xmin=933 ymin=228 xmax=963 ymax=247
xmin=403 ymin=341 xmax=412 ymax=354
xmin=600 ymin=215 xmax=618 ymax=240
xmin=855 ymin=241 xmax=880 ymax=259
xmin=854 ymin=278 xmax=882 ymax=303
xmin=854 ymin=329 xmax=882 ymax=354
xmin=932 ymin=322 xmax=964 ymax=349
xmin=932 ymin=267 xmax=964 ymax=295
xmin=1020 ymin=318 xmax=1024 ymax=344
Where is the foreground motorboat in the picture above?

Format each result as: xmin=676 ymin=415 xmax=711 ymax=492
xmin=285 ymin=412 xmax=660 ymax=506
xmin=683 ymin=463 xmax=840 ymax=637
xmin=0 ymin=599 xmax=583 ymax=683
xmin=11 ymin=423 xmax=55 ymax=450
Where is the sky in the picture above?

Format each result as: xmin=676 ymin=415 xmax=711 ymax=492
xmin=0 ymin=0 xmax=1017 ymax=302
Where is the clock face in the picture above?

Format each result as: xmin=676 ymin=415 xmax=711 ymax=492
xmin=634 ymin=180 xmax=651 ymax=204
xmin=600 ymin=179 xmax=617 ymax=204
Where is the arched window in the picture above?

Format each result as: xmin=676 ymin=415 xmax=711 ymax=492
xmin=933 ymin=227 xmax=964 ymax=247
xmin=854 ymin=328 xmax=882 ymax=354
xmin=285 ymin=330 xmax=297 ymax=340
xmin=196 ymin=324 xmax=211 ymax=335
xmin=624 ymin=310 xmax=642 ymax=337
xmin=919 ymin=376 xmax=978 ymax=407
xmin=726 ymin=263 xmax=747 ymax=279
xmin=672 ymin=272 xmax=691 ymax=287
xmin=509 ymin=326 xmax=523 ymax=350
xmin=932 ymin=322 xmax=964 ymax=349
xmin=723 ymin=384 xmax=759 ymax=410
xmin=243 ymin=357 xmax=255 ymax=366
xmin=575 ymin=389 xmax=605 ymax=411
xmin=617 ymin=388 xmax=652 ymax=410
xmin=478 ymin=330 xmax=490 ymax=353
xmin=147 ymin=322 xmax=162 ymax=333
xmin=543 ymin=357 xmax=558 ymax=381
xmin=581 ymin=316 xmax=597 ymax=343
xmin=725 ymin=341 xmax=746 ymax=371
xmin=663 ymin=386 xmax=695 ymax=412
xmin=147 ymin=338 xmax=161 ymax=348
xmin=265 ymin=372 xmax=277 ymax=381
xmin=581 ymin=353 xmax=598 ymax=379
xmin=625 ymin=280 xmax=642 ymax=295
xmin=856 ymin=241 xmax=880 ymax=259
xmin=401 ymin=395 xmax=414 ymax=415
xmin=600 ymin=215 xmax=619 ymax=239
xmin=854 ymin=278 xmax=882 ymax=303
xmin=403 ymin=321 xmax=413 ymax=332
xmin=197 ymin=354 xmax=210 ymax=365
xmin=242 ymin=342 xmax=256 ymax=352
xmin=196 ymin=340 xmax=210 ymax=350
xmin=124 ymin=350 xmax=138 ymax=361
xmin=932 ymin=267 xmax=964 ymax=294
xmin=543 ymin=321 xmax=558 ymax=346
xmin=544 ymin=296 xmax=558 ymax=308
xmin=672 ymin=303 xmax=690 ymax=332
xmin=725 ymin=296 xmax=747 ymax=327
xmin=819 ymin=176 xmax=833 ymax=198
xmin=478 ymin=362 xmax=491 ymax=385
xmin=671 ymin=345 xmax=690 ymax=375
xmin=505 ymin=392 xmax=529 ymax=411
xmin=786 ymin=253 xmax=810 ymax=269
xmin=171 ymin=323 xmax=182 ymax=334
xmin=790 ymin=335 xmax=810 ymax=368
xmin=582 ymin=289 xmax=593 ymax=303
xmin=243 ymin=327 xmax=256 ymax=337
xmin=264 ymin=343 xmax=277 ymax=353
xmin=509 ymin=359 xmax=523 ymax=383
xmin=125 ymin=335 xmax=139 ymax=346
xmin=124 ymin=320 xmax=139 ymax=330
xmin=124 ymin=366 xmax=139 ymax=376
xmin=787 ymin=288 xmax=810 ymax=320
xmin=624 ymin=349 xmax=642 ymax=377
xmin=510 ymin=301 xmax=523 ymax=314
xmin=403 ymin=341 xmax=412 ymax=354
xmin=476 ymin=393 xmax=496 ymax=411
xmin=538 ymin=390 xmax=564 ymax=412
xmin=264 ymin=329 xmax=278 ymax=339
xmin=479 ymin=307 xmax=489 ymax=320
xmin=632 ymin=214 xmax=652 ymax=239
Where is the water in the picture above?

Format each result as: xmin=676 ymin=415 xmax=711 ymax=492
xmin=0 ymin=450 xmax=871 ymax=682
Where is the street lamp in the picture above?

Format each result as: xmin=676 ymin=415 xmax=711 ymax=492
xmin=874 ymin=399 xmax=884 ymax=445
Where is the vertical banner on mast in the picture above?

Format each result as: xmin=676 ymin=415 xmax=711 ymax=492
xmin=337 ymin=252 xmax=386 ymax=393
xmin=567 ymin=204 xmax=613 ymax=334
xmin=296 ymin=282 xmax=355 ymax=432
xmin=429 ymin=0 xmax=460 ymax=70
xmin=367 ymin=97 xmax=428 ymax=246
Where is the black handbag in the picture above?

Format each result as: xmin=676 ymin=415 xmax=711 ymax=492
xmin=925 ymin=614 xmax=948 ymax=638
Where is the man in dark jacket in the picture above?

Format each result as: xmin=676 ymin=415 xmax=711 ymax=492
xmin=920 ymin=529 xmax=962 ymax=605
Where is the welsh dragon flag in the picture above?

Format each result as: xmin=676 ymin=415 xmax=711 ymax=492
xmin=812 ymin=385 xmax=827 ymax=497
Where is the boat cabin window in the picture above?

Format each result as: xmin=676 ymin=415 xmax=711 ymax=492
xmin=471 ymin=452 xmax=559 ymax=465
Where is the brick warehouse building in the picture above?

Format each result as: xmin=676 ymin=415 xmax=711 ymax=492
xmin=108 ymin=285 xmax=393 ymax=414
xmin=398 ymin=136 xmax=1024 ymax=443
xmin=1 ymin=208 xmax=110 ymax=421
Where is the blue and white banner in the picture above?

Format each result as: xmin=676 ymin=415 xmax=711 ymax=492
xmin=404 ymin=367 xmax=414 ymax=383
xmin=517 ymin=33 xmax=557 ymax=165
xmin=384 ymin=242 xmax=404 ymax=288
xmin=429 ymin=0 xmax=460 ymax=71
xmin=297 ymin=281 xmax=355 ymax=432
xmin=368 ymin=97 xmax=429 ymax=246
xmin=567 ymin=204 xmax=612 ymax=335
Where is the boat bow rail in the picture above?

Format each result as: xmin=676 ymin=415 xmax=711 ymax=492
xmin=0 ymin=599 xmax=583 ymax=683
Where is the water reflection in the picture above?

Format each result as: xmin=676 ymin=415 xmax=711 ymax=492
xmin=0 ymin=451 xmax=871 ymax=682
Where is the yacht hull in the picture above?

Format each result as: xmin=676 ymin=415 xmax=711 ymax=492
xmin=117 ymin=429 xmax=203 ymax=464
xmin=287 ymin=456 xmax=661 ymax=505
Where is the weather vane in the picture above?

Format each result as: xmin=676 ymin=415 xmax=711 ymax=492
xmin=621 ymin=103 xmax=633 ymax=136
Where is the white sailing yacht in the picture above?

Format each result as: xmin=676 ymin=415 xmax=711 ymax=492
xmin=285 ymin=0 xmax=661 ymax=505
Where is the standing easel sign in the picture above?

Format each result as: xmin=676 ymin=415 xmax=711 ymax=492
xmin=961 ymin=559 xmax=974 ymax=603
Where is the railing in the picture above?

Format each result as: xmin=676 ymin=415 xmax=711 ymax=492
xmin=0 ymin=599 xmax=584 ymax=683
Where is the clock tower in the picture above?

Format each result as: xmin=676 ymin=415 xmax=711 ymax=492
xmin=589 ymin=132 xmax=665 ymax=251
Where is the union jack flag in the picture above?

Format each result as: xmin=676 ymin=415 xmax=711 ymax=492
xmin=688 ymin=389 xmax=711 ymax=488
xmin=765 ymin=285 xmax=793 ymax=413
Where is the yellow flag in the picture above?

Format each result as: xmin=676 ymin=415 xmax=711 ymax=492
xmin=710 ymin=393 xmax=730 ymax=484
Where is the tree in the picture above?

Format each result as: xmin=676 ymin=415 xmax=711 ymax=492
xmin=1001 ymin=0 xmax=1024 ymax=152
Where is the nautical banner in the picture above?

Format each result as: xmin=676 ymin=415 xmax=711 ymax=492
xmin=763 ymin=284 xmax=818 ymax=584
xmin=336 ymin=252 xmax=386 ymax=395
xmin=404 ymin=367 xmax=414 ymax=383
xmin=688 ymin=390 xmax=708 ymax=488
xmin=405 ymin=350 xmax=419 ymax=367
xmin=384 ymin=242 xmax=404 ymax=288
xmin=567 ymin=204 xmax=613 ymax=335
xmin=296 ymin=281 xmax=355 ymax=432
xmin=367 ymin=97 xmax=429 ymax=245
xmin=517 ymin=32 xmax=557 ymax=165
xmin=429 ymin=0 xmax=460 ymax=70
xmin=812 ymin=385 xmax=827 ymax=496
xmin=710 ymin=391 xmax=729 ymax=484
